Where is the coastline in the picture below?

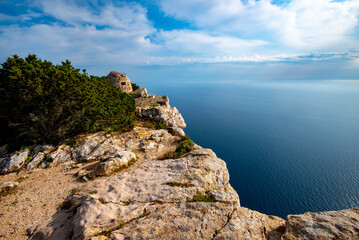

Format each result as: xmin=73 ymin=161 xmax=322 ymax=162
xmin=0 ymin=90 xmax=358 ymax=239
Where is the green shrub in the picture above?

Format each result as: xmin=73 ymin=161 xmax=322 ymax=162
xmin=131 ymin=83 xmax=140 ymax=91
xmin=156 ymin=122 xmax=165 ymax=130
xmin=175 ymin=136 xmax=194 ymax=158
xmin=0 ymin=54 xmax=136 ymax=149
xmin=190 ymin=192 xmax=215 ymax=202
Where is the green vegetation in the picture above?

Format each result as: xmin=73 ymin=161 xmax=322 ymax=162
xmin=156 ymin=122 xmax=165 ymax=130
xmin=190 ymin=192 xmax=215 ymax=202
xmin=158 ymin=136 xmax=195 ymax=160
xmin=131 ymin=83 xmax=140 ymax=91
xmin=0 ymin=54 xmax=136 ymax=150
xmin=175 ymin=135 xmax=194 ymax=158
xmin=165 ymin=181 xmax=194 ymax=188
xmin=158 ymin=151 xmax=175 ymax=160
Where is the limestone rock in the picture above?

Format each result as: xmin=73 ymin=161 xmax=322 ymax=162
xmin=281 ymin=208 xmax=359 ymax=240
xmin=0 ymin=149 xmax=29 ymax=173
xmin=132 ymin=88 xmax=148 ymax=98
xmin=0 ymin=181 xmax=19 ymax=192
xmin=106 ymin=71 xmax=133 ymax=93
xmin=169 ymin=127 xmax=185 ymax=136
xmin=72 ymin=138 xmax=99 ymax=160
xmin=135 ymin=94 xmax=186 ymax=135
xmin=78 ymin=151 xmax=136 ymax=179
xmin=48 ymin=145 xmax=73 ymax=165
xmin=26 ymin=152 xmax=45 ymax=170
xmin=26 ymin=145 xmax=54 ymax=170
xmin=140 ymin=105 xmax=186 ymax=129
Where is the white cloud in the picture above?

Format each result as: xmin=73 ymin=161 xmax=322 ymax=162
xmin=0 ymin=0 xmax=358 ymax=72
xmin=159 ymin=0 xmax=359 ymax=50
xmin=0 ymin=0 xmax=158 ymax=68
xmin=154 ymin=30 xmax=267 ymax=56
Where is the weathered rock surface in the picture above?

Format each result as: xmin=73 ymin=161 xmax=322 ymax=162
xmin=131 ymin=88 xmax=148 ymax=98
xmin=0 ymin=91 xmax=358 ymax=239
xmin=26 ymin=145 xmax=54 ymax=170
xmin=282 ymin=208 xmax=359 ymax=239
xmin=48 ymin=145 xmax=73 ymax=166
xmin=30 ymin=138 xmax=287 ymax=240
xmin=0 ymin=149 xmax=29 ymax=173
xmin=106 ymin=71 xmax=133 ymax=93
xmin=0 ymin=181 xmax=19 ymax=192
xmin=136 ymin=94 xmax=186 ymax=133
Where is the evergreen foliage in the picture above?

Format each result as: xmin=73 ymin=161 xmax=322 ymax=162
xmin=0 ymin=54 xmax=135 ymax=149
xmin=175 ymin=136 xmax=194 ymax=158
xmin=131 ymin=83 xmax=140 ymax=91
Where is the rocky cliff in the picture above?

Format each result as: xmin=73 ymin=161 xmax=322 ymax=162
xmin=0 ymin=91 xmax=358 ymax=240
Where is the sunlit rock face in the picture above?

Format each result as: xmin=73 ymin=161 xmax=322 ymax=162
xmin=106 ymin=71 xmax=133 ymax=93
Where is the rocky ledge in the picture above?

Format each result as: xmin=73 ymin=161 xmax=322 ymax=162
xmin=0 ymin=92 xmax=358 ymax=240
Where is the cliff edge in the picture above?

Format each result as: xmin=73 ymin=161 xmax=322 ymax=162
xmin=0 ymin=88 xmax=358 ymax=239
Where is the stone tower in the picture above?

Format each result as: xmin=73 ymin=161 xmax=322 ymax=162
xmin=106 ymin=71 xmax=133 ymax=93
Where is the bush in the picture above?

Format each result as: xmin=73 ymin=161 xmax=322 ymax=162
xmin=131 ymin=83 xmax=140 ymax=91
xmin=156 ymin=122 xmax=165 ymax=130
xmin=0 ymin=54 xmax=136 ymax=149
xmin=175 ymin=136 xmax=194 ymax=158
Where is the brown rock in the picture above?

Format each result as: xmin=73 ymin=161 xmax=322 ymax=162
xmin=106 ymin=71 xmax=133 ymax=93
xmin=282 ymin=208 xmax=359 ymax=240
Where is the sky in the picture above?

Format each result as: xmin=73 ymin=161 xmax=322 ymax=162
xmin=0 ymin=0 xmax=359 ymax=81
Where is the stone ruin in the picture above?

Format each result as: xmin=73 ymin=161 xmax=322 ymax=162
xmin=106 ymin=71 xmax=133 ymax=93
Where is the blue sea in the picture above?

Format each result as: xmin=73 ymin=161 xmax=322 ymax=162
xmin=143 ymin=79 xmax=359 ymax=218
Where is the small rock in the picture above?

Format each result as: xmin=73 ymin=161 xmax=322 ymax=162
xmin=0 ymin=181 xmax=19 ymax=192
xmin=26 ymin=152 xmax=46 ymax=170
xmin=169 ymin=127 xmax=185 ymax=137
xmin=0 ymin=149 xmax=29 ymax=173
xmin=132 ymin=88 xmax=148 ymax=98
xmin=48 ymin=145 xmax=73 ymax=165
xmin=72 ymin=138 xmax=98 ymax=160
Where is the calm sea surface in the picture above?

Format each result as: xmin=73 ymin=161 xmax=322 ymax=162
xmin=144 ymin=80 xmax=359 ymax=218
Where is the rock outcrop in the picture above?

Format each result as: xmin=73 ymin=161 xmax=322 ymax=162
xmin=135 ymin=94 xmax=186 ymax=136
xmin=106 ymin=71 xmax=133 ymax=93
xmin=282 ymin=208 xmax=359 ymax=239
xmin=0 ymin=149 xmax=29 ymax=174
xmin=28 ymin=133 xmax=285 ymax=240
xmin=0 ymin=90 xmax=358 ymax=240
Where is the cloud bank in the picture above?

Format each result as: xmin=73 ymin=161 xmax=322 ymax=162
xmin=0 ymin=0 xmax=358 ymax=74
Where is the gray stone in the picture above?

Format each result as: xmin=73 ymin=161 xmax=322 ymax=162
xmin=132 ymin=88 xmax=148 ymax=98
xmin=72 ymin=138 xmax=98 ymax=160
xmin=26 ymin=152 xmax=45 ymax=170
xmin=0 ymin=149 xmax=29 ymax=173
xmin=48 ymin=145 xmax=72 ymax=165
xmin=169 ymin=127 xmax=185 ymax=136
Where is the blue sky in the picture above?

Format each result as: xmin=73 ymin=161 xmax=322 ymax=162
xmin=0 ymin=0 xmax=359 ymax=80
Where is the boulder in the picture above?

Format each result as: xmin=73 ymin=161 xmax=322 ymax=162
xmin=48 ymin=145 xmax=73 ymax=165
xmin=78 ymin=151 xmax=136 ymax=179
xmin=26 ymin=152 xmax=45 ymax=170
xmin=281 ymin=208 xmax=359 ymax=240
xmin=132 ymin=88 xmax=148 ymax=98
xmin=0 ymin=149 xmax=29 ymax=173
xmin=27 ymin=145 xmax=55 ymax=170
xmin=169 ymin=127 xmax=185 ymax=137
xmin=0 ymin=181 xmax=19 ymax=192
xmin=106 ymin=71 xmax=133 ymax=93
xmin=72 ymin=138 xmax=98 ymax=160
